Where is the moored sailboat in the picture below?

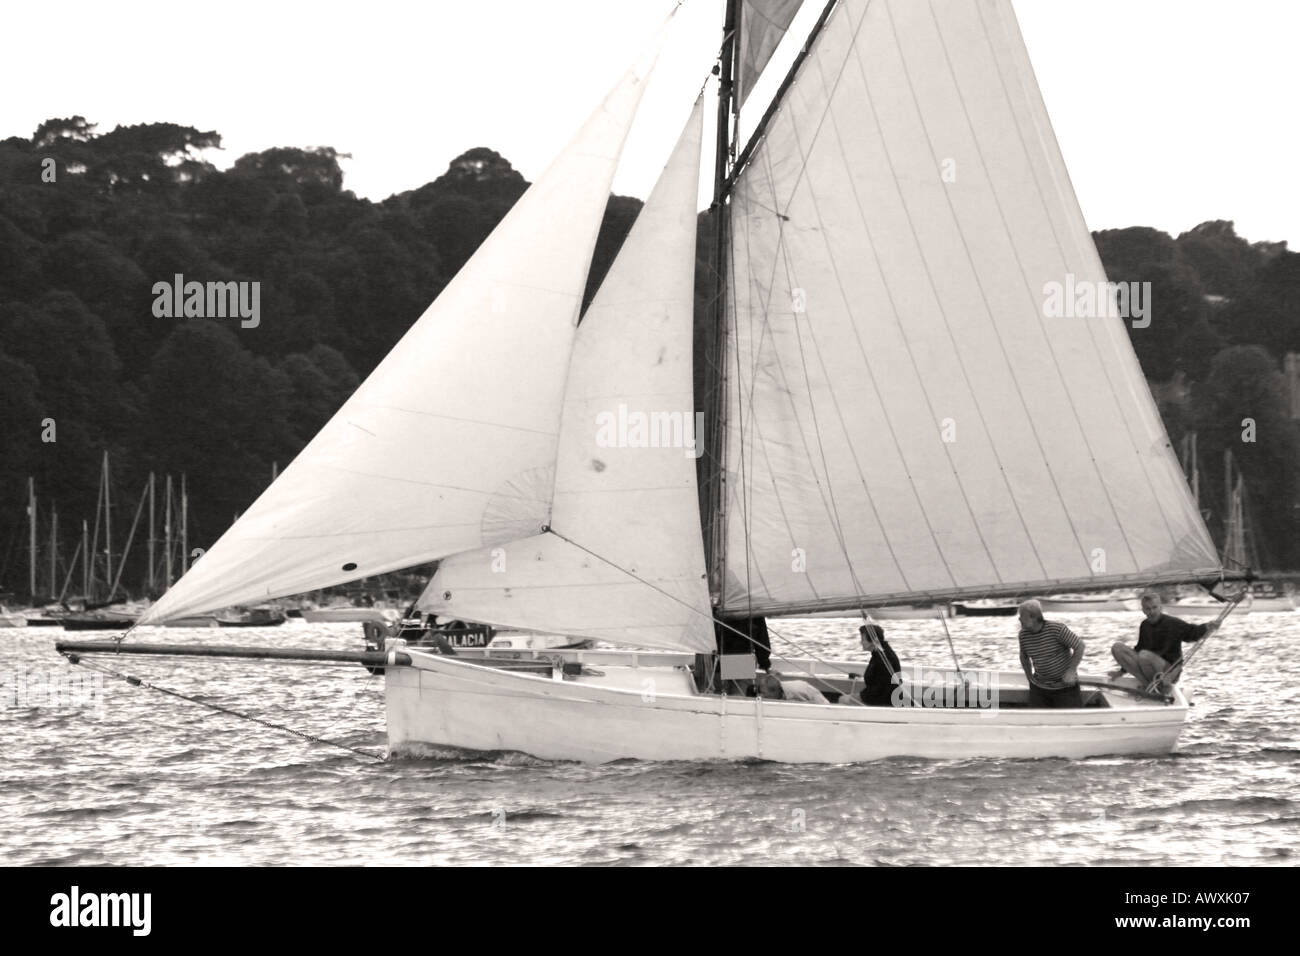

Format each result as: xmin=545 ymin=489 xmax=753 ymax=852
xmin=71 ymin=0 xmax=1244 ymax=763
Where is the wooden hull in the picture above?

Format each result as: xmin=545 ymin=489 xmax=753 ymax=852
xmin=61 ymin=616 xmax=135 ymax=630
xmin=385 ymin=649 xmax=1187 ymax=764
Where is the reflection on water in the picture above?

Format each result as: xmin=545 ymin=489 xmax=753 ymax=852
xmin=1 ymin=613 xmax=1297 ymax=865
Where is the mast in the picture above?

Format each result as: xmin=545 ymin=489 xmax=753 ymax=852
xmin=82 ymin=519 xmax=90 ymax=602
xmin=1223 ymin=448 xmax=1233 ymax=563
xmin=102 ymin=451 xmax=113 ymax=595
xmin=164 ymin=474 xmax=174 ymax=587
xmin=27 ymin=477 xmax=37 ymax=602
xmin=1190 ymin=431 xmax=1199 ymax=509
xmin=180 ymin=473 xmax=188 ymax=575
xmin=147 ymin=472 xmax=156 ymax=595
xmin=49 ymin=504 xmax=58 ymax=601
xmin=701 ymin=0 xmax=742 ymax=602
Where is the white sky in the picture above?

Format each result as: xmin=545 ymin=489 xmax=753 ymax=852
xmin=3 ymin=0 xmax=1295 ymax=245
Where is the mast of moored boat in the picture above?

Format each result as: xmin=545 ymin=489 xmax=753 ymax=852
xmin=147 ymin=472 xmax=156 ymax=596
xmin=180 ymin=473 xmax=188 ymax=574
xmin=27 ymin=477 xmax=37 ymax=602
xmin=163 ymin=474 xmax=174 ymax=587
xmin=102 ymin=452 xmax=113 ymax=595
xmin=49 ymin=503 xmax=58 ymax=602
xmin=81 ymin=519 xmax=90 ymax=603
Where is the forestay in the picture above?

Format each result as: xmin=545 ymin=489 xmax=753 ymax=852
xmin=720 ymin=0 xmax=1220 ymax=615
xmin=419 ymin=102 xmax=714 ymax=653
xmin=137 ymin=55 xmax=657 ymax=625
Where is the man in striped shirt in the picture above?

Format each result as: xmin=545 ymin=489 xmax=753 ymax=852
xmin=1017 ymin=599 xmax=1086 ymax=708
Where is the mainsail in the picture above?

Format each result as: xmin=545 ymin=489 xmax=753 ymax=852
xmin=137 ymin=54 xmax=658 ymax=625
xmin=418 ymin=102 xmax=714 ymax=653
xmin=718 ymin=0 xmax=1221 ymax=615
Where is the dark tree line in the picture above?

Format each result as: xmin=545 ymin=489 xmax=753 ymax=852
xmin=1095 ymin=221 xmax=1300 ymax=568
xmin=0 ymin=118 xmax=640 ymax=597
xmin=0 ymin=116 xmax=1297 ymax=598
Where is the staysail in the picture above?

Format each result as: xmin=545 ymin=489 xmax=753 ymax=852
xmin=418 ymin=101 xmax=714 ymax=653
xmin=137 ymin=55 xmax=658 ymax=626
xmin=718 ymin=0 xmax=1221 ymax=615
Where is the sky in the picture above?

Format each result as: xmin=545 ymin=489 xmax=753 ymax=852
xmin=3 ymin=0 xmax=1295 ymax=245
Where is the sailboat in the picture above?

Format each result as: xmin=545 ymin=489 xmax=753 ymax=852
xmin=68 ymin=0 xmax=1241 ymax=762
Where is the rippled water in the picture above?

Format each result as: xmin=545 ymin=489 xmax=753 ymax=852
xmin=2 ymin=613 xmax=1297 ymax=865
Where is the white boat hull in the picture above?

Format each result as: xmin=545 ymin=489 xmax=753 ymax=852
xmin=302 ymin=607 xmax=396 ymax=623
xmin=1038 ymin=596 xmax=1139 ymax=614
xmin=385 ymin=648 xmax=1187 ymax=764
xmin=1168 ymin=593 xmax=1253 ymax=617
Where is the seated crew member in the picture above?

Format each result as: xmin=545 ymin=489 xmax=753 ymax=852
xmin=1017 ymin=599 xmax=1084 ymax=707
xmin=859 ymin=623 xmax=900 ymax=706
xmin=1111 ymin=590 xmax=1217 ymax=692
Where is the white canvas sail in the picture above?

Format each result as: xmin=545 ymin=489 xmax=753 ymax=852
xmin=137 ymin=57 xmax=657 ymax=626
xmin=417 ymin=101 xmax=713 ymax=653
xmin=719 ymin=0 xmax=1220 ymax=615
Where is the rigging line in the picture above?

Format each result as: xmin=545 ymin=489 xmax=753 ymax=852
xmin=925 ymin=1 xmax=1145 ymax=570
xmin=63 ymin=654 xmax=386 ymax=762
xmin=547 ymin=529 xmax=851 ymax=696
xmin=1154 ymin=592 xmax=1243 ymax=692
xmin=936 ymin=609 xmax=964 ymax=681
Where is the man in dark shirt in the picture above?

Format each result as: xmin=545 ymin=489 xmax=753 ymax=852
xmin=858 ymin=623 xmax=900 ymax=706
xmin=1111 ymin=591 xmax=1218 ymax=690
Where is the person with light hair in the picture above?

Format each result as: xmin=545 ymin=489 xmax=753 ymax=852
xmin=1111 ymin=591 xmax=1217 ymax=693
xmin=1017 ymin=599 xmax=1085 ymax=707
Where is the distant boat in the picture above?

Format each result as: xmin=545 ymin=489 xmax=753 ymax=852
xmin=1038 ymin=592 xmax=1140 ymax=614
xmin=1168 ymin=591 xmax=1253 ymax=617
xmin=786 ymin=605 xmax=950 ymax=620
xmin=215 ymin=607 xmax=287 ymax=628
xmin=952 ymin=601 xmax=1019 ymax=618
xmin=61 ymin=602 xmax=145 ymax=630
xmin=1 ymin=610 xmax=27 ymax=628
xmin=302 ymin=606 xmax=396 ymax=624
